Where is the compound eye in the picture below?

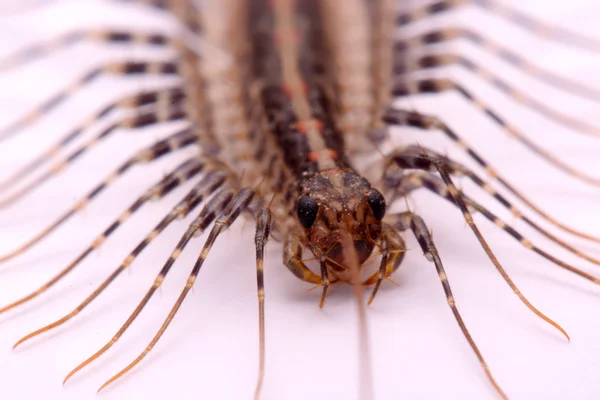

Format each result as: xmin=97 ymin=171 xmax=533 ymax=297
xmin=367 ymin=189 xmax=386 ymax=220
xmin=296 ymin=195 xmax=319 ymax=228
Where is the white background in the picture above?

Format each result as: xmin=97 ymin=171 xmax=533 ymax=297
xmin=0 ymin=1 xmax=599 ymax=399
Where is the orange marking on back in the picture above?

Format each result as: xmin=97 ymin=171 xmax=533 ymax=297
xmin=270 ymin=0 xmax=297 ymax=11
xmin=282 ymin=80 xmax=307 ymax=97
xmin=273 ymin=27 xmax=300 ymax=45
xmin=295 ymin=119 xmax=324 ymax=134
xmin=308 ymin=149 xmax=338 ymax=162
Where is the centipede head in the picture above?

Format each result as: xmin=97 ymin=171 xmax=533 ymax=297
xmin=296 ymin=168 xmax=386 ymax=278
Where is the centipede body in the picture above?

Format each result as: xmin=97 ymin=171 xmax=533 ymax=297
xmin=0 ymin=0 xmax=599 ymax=399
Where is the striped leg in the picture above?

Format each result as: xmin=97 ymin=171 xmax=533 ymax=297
xmin=0 ymin=93 xmax=187 ymax=207
xmin=0 ymin=86 xmax=184 ymax=193
xmin=382 ymin=108 xmax=600 ymax=242
xmin=387 ymin=163 xmax=600 ymax=267
xmin=391 ymin=210 xmax=508 ymax=400
xmin=2 ymin=156 xmax=204 ymax=317
xmin=253 ymin=209 xmax=272 ymax=400
xmin=63 ymin=185 xmax=236 ymax=385
xmin=393 ymin=77 xmax=600 ymax=138
xmin=92 ymin=188 xmax=256 ymax=393
xmin=392 ymin=55 xmax=600 ymax=185
xmin=387 ymin=150 xmax=569 ymax=341
xmin=471 ymin=0 xmax=600 ymax=52
xmin=11 ymin=167 xmax=228 ymax=348
xmin=0 ymin=59 xmax=178 ymax=142
xmin=396 ymin=0 xmax=600 ymax=53
xmin=384 ymin=169 xmax=600 ymax=283
xmin=394 ymin=29 xmax=600 ymax=102
xmin=0 ymin=0 xmax=204 ymax=74
xmin=0 ymin=128 xmax=197 ymax=263
xmin=0 ymin=29 xmax=177 ymax=73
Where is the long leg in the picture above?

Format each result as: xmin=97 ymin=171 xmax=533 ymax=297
xmin=393 ymin=76 xmax=600 ymax=138
xmin=392 ymin=56 xmax=600 ymax=185
xmin=0 ymin=59 xmax=178 ymax=142
xmin=385 ymin=169 xmax=600 ymax=283
xmin=2 ymin=156 xmax=204 ymax=317
xmin=0 ymin=1 xmax=205 ymax=76
xmin=391 ymin=210 xmax=508 ymax=399
xmin=387 ymin=150 xmax=569 ymax=340
xmin=385 ymin=167 xmax=600 ymax=268
xmin=0 ymin=99 xmax=187 ymax=209
xmin=11 ymin=168 xmax=228 ymax=347
xmin=63 ymin=185 xmax=236 ymax=385
xmin=253 ymin=208 xmax=272 ymax=400
xmin=382 ymin=108 xmax=600 ymax=242
xmin=0 ymin=86 xmax=184 ymax=193
xmin=394 ymin=29 xmax=600 ymax=102
xmin=0 ymin=29 xmax=178 ymax=73
xmin=94 ymin=188 xmax=256 ymax=393
xmin=396 ymin=0 xmax=600 ymax=53
xmin=0 ymin=0 xmax=207 ymax=73
xmin=0 ymin=127 xmax=197 ymax=263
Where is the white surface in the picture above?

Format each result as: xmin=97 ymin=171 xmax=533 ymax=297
xmin=0 ymin=1 xmax=599 ymax=399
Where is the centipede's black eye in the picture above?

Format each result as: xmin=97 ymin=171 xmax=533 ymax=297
xmin=367 ymin=189 xmax=386 ymax=220
xmin=297 ymin=195 xmax=319 ymax=228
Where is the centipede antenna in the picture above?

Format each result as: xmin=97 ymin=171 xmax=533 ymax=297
xmin=342 ymin=232 xmax=374 ymax=400
xmin=253 ymin=208 xmax=271 ymax=400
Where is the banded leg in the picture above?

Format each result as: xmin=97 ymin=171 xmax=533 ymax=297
xmin=0 ymin=86 xmax=184 ymax=193
xmin=0 ymin=0 xmax=205 ymax=74
xmin=382 ymin=108 xmax=600 ymax=242
xmin=0 ymin=29 xmax=177 ymax=73
xmin=393 ymin=77 xmax=600 ymax=138
xmin=388 ymin=150 xmax=569 ymax=340
xmin=11 ymin=168 xmax=228 ymax=347
xmin=385 ymin=169 xmax=600 ymax=283
xmin=2 ymin=156 xmax=204 ymax=317
xmin=254 ymin=209 xmax=272 ymax=400
xmin=396 ymin=0 xmax=600 ymax=53
xmin=63 ymin=185 xmax=236 ymax=385
xmin=0 ymin=95 xmax=187 ymax=208
xmin=94 ymin=188 xmax=256 ymax=393
xmin=388 ymin=164 xmax=600 ymax=267
xmin=392 ymin=59 xmax=600 ymax=185
xmin=0 ymin=127 xmax=197 ymax=263
xmin=394 ymin=29 xmax=600 ymax=102
xmin=0 ymin=59 xmax=178 ymax=142
xmin=392 ymin=210 xmax=507 ymax=400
